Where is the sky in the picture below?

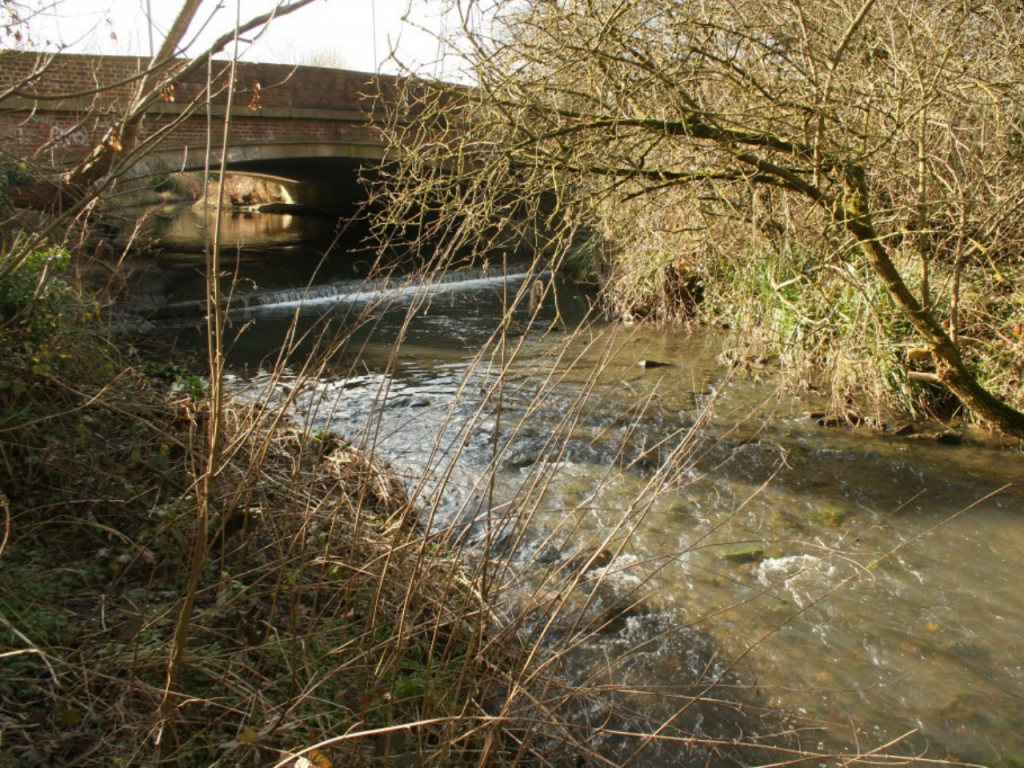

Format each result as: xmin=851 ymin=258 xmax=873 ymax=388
xmin=19 ymin=0 xmax=463 ymax=77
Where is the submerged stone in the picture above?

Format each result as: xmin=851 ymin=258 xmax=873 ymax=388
xmin=806 ymin=503 xmax=849 ymax=527
xmin=929 ymin=692 xmax=1024 ymax=766
xmin=940 ymin=640 xmax=993 ymax=665
xmin=716 ymin=544 xmax=766 ymax=564
xmin=769 ymin=509 xmax=804 ymax=532
xmin=564 ymin=547 xmax=614 ymax=574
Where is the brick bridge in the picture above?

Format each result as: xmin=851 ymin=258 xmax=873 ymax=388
xmin=0 ymin=52 xmax=416 ymax=211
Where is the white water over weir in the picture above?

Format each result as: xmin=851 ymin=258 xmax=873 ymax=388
xmin=142 ymin=266 xmax=539 ymax=318
xmin=133 ymin=207 xmax=1024 ymax=766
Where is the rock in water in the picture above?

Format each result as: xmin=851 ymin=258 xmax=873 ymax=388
xmin=638 ymin=359 xmax=675 ymax=369
xmin=814 ymin=411 xmax=863 ymax=428
xmin=564 ymin=547 xmax=614 ymax=574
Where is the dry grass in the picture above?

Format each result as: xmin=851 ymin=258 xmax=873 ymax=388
xmin=0 ymin=351 xmax=546 ymax=766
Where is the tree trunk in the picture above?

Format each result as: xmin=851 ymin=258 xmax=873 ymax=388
xmin=62 ymin=0 xmax=204 ymax=195
xmin=836 ymin=170 xmax=1024 ymax=437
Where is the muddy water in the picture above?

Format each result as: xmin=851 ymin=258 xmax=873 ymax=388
xmin=133 ymin=210 xmax=1024 ymax=765
xmin=496 ymin=328 xmax=1024 ymax=764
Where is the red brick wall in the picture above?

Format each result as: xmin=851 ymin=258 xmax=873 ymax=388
xmin=0 ymin=51 xmax=402 ymax=109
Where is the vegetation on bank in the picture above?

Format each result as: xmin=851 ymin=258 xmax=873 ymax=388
xmin=595 ymin=199 xmax=1024 ymax=422
xmin=0 ymin=238 xmax=543 ymax=766
xmin=377 ymin=0 xmax=1024 ymax=436
xmin=0 ymin=4 xmax=584 ymax=762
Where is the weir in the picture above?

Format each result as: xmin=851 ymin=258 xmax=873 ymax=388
xmin=144 ymin=266 xmax=537 ymax=318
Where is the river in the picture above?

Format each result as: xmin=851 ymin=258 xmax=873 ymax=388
xmin=126 ymin=206 xmax=1024 ymax=766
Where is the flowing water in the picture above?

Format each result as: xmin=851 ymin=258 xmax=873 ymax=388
xmin=129 ymin=207 xmax=1024 ymax=765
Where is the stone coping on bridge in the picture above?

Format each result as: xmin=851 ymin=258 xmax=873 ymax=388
xmin=0 ymin=94 xmax=378 ymax=124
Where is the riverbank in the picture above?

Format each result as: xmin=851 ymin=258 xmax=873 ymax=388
xmin=0 ymin=245 xmax=561 ymax=766
xmin=586 ymin=214 xmax=1024 ymax=433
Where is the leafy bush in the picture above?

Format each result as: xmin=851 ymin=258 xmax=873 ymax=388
xmin=0 ymin=162 xmax=31 ymax=212
xmin=0 ymin=247 xmax=72 ymax=322
xmin=0 ymin=247 xmax=107 ymax=382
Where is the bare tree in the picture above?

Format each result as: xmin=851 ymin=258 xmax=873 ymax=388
xmin=378 ymin=0 xmax=1024 ymax=436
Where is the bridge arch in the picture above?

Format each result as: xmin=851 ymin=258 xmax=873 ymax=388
xmin=0 ymin=52 xmax=408 ymax=214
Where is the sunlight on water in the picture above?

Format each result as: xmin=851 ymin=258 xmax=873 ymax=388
xmin=286 ymin=317 xmax=1024 ymax=764
xmin=134 ymin=208 xmax=1024 ymax=764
